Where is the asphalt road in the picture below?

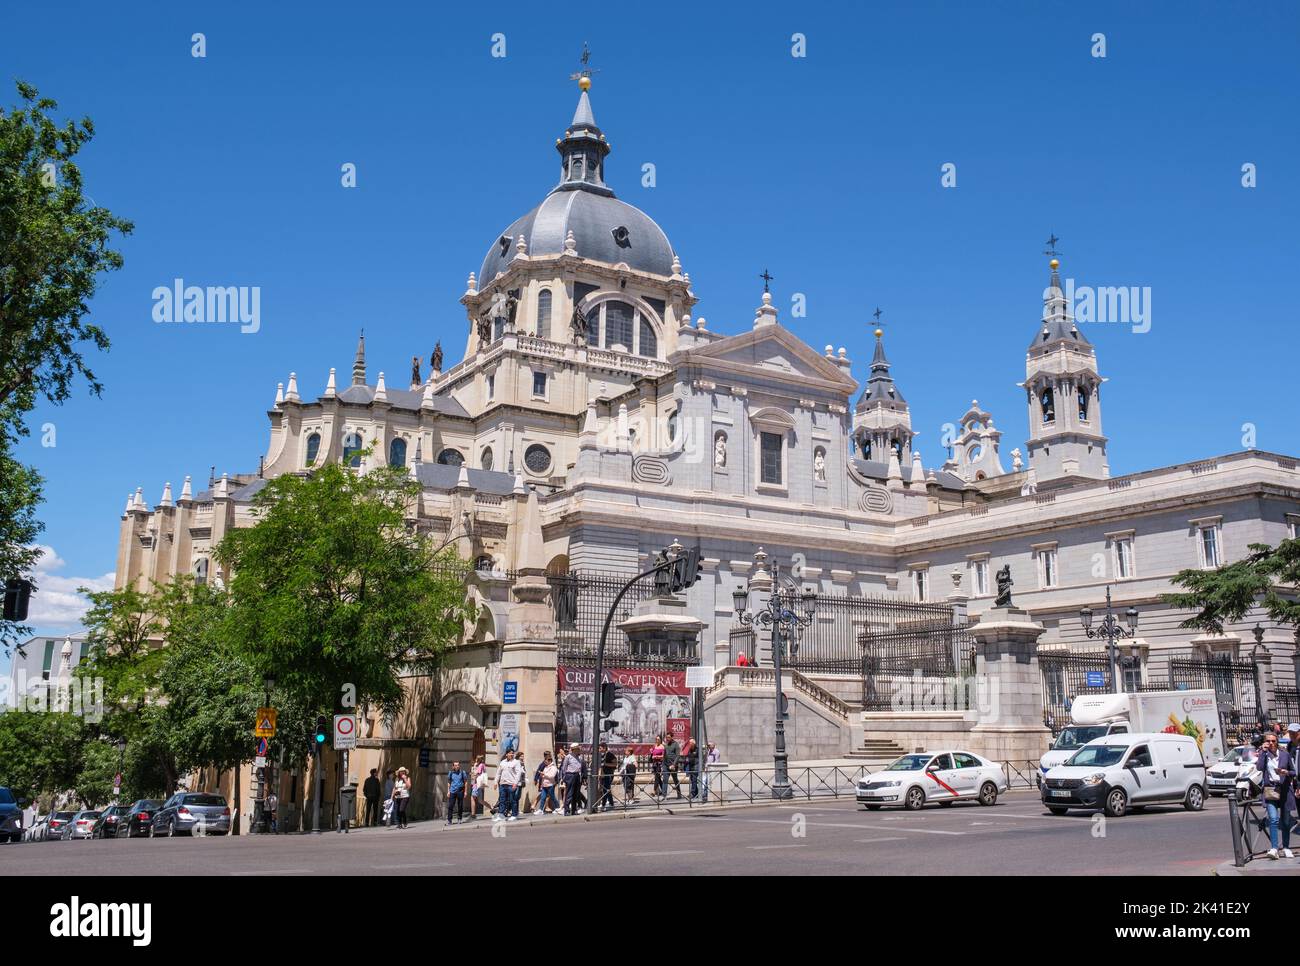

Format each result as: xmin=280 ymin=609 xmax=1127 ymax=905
xmin=1 ymin=790 xmax=1255 ymax=876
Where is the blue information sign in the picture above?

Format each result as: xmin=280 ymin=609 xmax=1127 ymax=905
xmin=1085 ymin=671 xmax=1105 ymax=688
xmin=503 ymin=681 xmax=518 ymax=704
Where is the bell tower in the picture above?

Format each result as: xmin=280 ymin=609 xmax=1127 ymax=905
xmin=1020 ymin=255 xmax=1108 ymax=481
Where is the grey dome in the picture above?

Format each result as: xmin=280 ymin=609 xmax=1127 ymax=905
xmin=480 ymin=189 xmax=675 ymax=283
xmin=478 ymin=88 xmax=676 ymax=284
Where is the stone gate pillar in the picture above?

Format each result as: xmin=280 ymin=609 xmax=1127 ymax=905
xmin=967 ymin=605 xmax=1052 ymax=763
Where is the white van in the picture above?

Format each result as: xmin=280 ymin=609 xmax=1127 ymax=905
xmin=1039 ymin=732 xmax=1207 ymax=817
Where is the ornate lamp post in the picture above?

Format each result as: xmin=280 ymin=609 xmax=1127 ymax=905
xmin=1079 ymin=586 xmax=1138 ymax=691
xmin=733 ymin=550 xmax=816 ymax=799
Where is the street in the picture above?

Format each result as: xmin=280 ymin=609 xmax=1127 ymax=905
xmin=3 ymin=789 xmax=1248 ymax=876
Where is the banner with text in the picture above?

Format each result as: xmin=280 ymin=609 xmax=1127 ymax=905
xmin=558 ymin=665 xmax=692 ymax=753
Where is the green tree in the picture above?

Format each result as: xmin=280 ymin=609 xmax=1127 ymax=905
xmin=216 ymin=461 xmax=470 ymax=721
xmin=1163 ymin=537 xmax=1300 ymax=635
xmin=0 ymin=710 xmax=84 ymax=798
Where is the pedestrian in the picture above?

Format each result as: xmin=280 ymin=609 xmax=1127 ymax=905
xmin=265 ymin=790 xmax=278 ymax=833
xmin=382 ymin=769 xmax=395 ymax=826
xmin=598 ymin=742 xmax=617 ymax=812
xmin=538 ymin=753 xmax=560 ymax=814
xmin=447 ymin=760 xmax=469 ymax=825
xmin=495 ymin=749 xmax=524 ymax=822
xmin=562 ymin=743 xmax=584 ymax=815
xmin=1257 ymin=732 xmax=1295 ymax=859
xmin=665 ymin=734 xmax=682 ymax=799
xmin=621 ymin=747 xmax=638 ymax=804
xmin=471 ymin=755 xmax=487 ymax=819
xmin=683 ymin=737 xmax=699 ymax=801
xmin=650 ymin=737 xmax=666 ymax=797
xmin=390 ymin=767 xmax=412 ymax=829
xmin=554 ymin=744 xmax=569 ymax=812
xmin=736 ymin=652 xmax=749 ymax=667
xmin=363 ymin=768 xmax=382 ymax=827
xmin=700 ymin=741 xmax=719 ymax=803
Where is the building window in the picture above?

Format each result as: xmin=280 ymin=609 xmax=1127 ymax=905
xmin=760 ymin=432 xmax=783 ymax=485
xmin=193 ymin=557 xmax=209 ymax=586
xmin=536 ymin=289 xmax=552 ymax=340
xmin=1114 ymin=536 xmax=1134 ymax=579
xmin=481 ymin=447 xmax=494 ymax=471
xmin=970 ymin=558 xmax=989 ymax=597
xmin=1037 ymin=546 xmax=1058 ymax=588
xmin=437 ymin=448 xmax=464 ymax=467
xmin=532 ymin=371 xmax=548 ymax=398
xmin=487 ymin=373 xmax=495 ymax=399
xmin=1121 ymin=662 xmax=1143 ymax=693
xmin=1287 ymin=514 xmax=1299 ymax=540
xmin=912 ymin=568 xmax=929 ymax=602
xmin=524 ymin=444 xmax=551 ymax=475
xmin=1078 ymin=386 xmax=1090 ymax=421
xmin=41 ymin=639 xmax=55 ymax=681
xmin=666 ymin=407 xmax=680 ymax=447
xmin=1199 ymin=525 xmax=1221 ymax=569
xmin=388 ymin=438 xmax=407 ymax=468
xmin=305 ymin=432 xmax=321 ymax=466
xmin=343 ymin=432 xmax=363 ymax=467
xmin=639 ymin=317 xmax=658 ymax=358
xmin=605 ymin=300 xmax=633 ymax=351
xmin=1040 ymin=387 xmax=1055 ymax=424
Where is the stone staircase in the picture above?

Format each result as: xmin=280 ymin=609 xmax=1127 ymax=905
xmin=847 ymin=737 xmax=908 ymax=765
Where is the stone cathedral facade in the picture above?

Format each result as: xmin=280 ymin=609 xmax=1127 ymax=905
xmin=113 ymin=81 xmax=1300 ymax=821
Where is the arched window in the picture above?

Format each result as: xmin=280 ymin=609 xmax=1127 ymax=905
xmin=480 ymin=447 xmax=494 ymax=471
xmin=862 ymin=438 xmax=873 ymax=461
xmin=1040 ymin=387 xmax=1055 ymax=423
xmin=343 ymin=432 xmax=363 ymax=467
xmin=605 ymin=301 xmax=633 ymax=351
xmin=892 ymin=438 xmax=903 ymax=458
xmin=305 ymin=432 xmax=321 ymax=466
xmin=437 ymin=448 xmax=464 ymax=467
xmin=537 ymin=289 xmax=552 ymax=340
xmin=193 ymin=558 xmax=209 ymax=585
xmin=639 ymin=317 xmax=658 ymax=358
xmin=389 ymin=438 xmax=407 ymax=468
xmin=1078 ymin=386 xmax=1089 ymax=421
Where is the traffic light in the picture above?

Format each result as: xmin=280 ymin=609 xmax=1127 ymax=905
xmin=314 ymin=715 xmax=328 ymax=748
xmin=670 ymin=547 xmax=701 ymax=593
xmin=600 ymin=681 xmax=618 ymax=717
xmin=3 ymin=579 xmax=32 ymax=622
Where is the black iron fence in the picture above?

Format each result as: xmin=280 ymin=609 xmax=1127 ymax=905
xmin=546 ymin=569 xmax=688 ymax=669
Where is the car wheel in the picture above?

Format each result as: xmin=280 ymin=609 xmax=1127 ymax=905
xmin=167 ymin=820 xmax=176 ymax=837
xmin=978 ymin=781 xmax=999 ymax=806
xmin=1047 ymin=806 xmax=1069 ymax=815
xmin=1103 ymin=787 xmax=1128 ymax=818
xmin=1184 ymin=784 xmax=1205 ymax=812
xmin=904 ymin=786 xmax=925 ymax=811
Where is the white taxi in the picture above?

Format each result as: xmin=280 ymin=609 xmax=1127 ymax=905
xmin=1206 ymin=744 xmax=1258 ymax=797
xmin=856 ymin=750 xmax=1009 ymax=811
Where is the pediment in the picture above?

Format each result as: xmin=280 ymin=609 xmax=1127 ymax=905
xmin=683 ymin=325 xmax=857 ymax=392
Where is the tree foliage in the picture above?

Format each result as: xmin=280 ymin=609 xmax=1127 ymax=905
xmin=1164 ymin=537 xmax=1300 ymax=635
xmin=215 ymin=461 xmax=471 ymax=720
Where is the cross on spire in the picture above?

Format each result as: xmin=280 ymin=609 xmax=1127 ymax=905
xmin=1043 ymin=233 xmax=1062 ymax=257
xmin=872 ymin=307 xmax=884 ymax=323
xmin=569 ymin=41 xmax=600 ymax=81
xmin=759 ymin=268 xmax=773 ymax=293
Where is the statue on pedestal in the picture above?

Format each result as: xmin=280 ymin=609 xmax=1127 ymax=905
xmin=994 ymin=564 xmax=1014 ymax=607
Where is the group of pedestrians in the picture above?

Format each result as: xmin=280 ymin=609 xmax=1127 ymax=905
xmin=360 ymin=766 xmax=414 ymax=829
xmin=1255 ymin=722 xmax=1300 ymax=859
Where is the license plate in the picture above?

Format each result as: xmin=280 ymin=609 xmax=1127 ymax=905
xmin=1050 ymin=789 xmax=1071 ymax=798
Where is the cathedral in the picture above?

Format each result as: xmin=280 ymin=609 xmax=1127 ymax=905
xmin=113 ymin=78 xmax=1300 ymax=824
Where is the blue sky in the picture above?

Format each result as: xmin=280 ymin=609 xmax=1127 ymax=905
xmin=3 ymin=0 xmax=1297 ymax=646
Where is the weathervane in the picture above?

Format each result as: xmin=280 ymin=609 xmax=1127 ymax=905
xmin=1043 ymin=233 xmax=1062 ymax=258
xmin=759 ymin=268 xmax=773 ymax=293
xmin=570 ymin=42 xmax=600 ymax=83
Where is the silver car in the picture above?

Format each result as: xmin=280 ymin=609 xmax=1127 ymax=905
xmin=63 ymin=810 xmax=101 ymax=840
xmin=151 ymin=792 xmax=231 ymax=836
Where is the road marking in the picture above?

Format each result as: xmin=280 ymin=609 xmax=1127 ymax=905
xmin=854 ymin=837 xmax=907 ymax=844
xmin=695 ymin=815 xmax=966 ymax=835
xmin=862 ymin=825 xmax=965 ymax=836
xmin=747 ymin=844 xmax=806 ymax=850
xmin=371 ymin=862 xmax=455 ymax=870
xmin=516 ymin=855 xmax=584 ymax=863
xmin=233 ymin=868 xmax=313 ymax=875
xmin=627 ymin=849 xmax=705 ymax=857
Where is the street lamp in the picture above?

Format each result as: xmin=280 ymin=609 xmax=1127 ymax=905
xmin=733 ymin=550 xmax=816 ymax=799
xmin=253 ymin=675 xmax=276 ymax=834
xmin=114 ymin=739 xmax=126 ymax=804
xmin=1079 ymin=586 xmax=1138 ymax=691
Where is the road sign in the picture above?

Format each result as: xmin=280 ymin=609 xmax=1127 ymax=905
xmin=255 ymin=707 xmax=277 ymax=737
xmin=503 ymin=681 xmax=518 ymax=704
xmin=333 ymin=713 xmax=357 ymax=750
xmin=419 ymin=747 xmax=430 ymax=768
xmin=255 ymin=737 xmax=269 ymax=757
xmin=685 ymin=666 xmax=715 ymax=689
xmin=113 ymin=773 xmax=121 ymax=790
xmin=1085 ymin=671 xmax=1105 ymax=688
xmin=254 ymin=756 xmax=267 ymax=769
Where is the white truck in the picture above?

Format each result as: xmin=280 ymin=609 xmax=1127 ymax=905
xmin=1038 ymin=690 xmax=1224 ymax=781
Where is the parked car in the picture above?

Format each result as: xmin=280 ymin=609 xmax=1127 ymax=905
xmin=122 ymin=799 xmax=162 ymax=838
xmin=1207 ymin=744 xmax=1258 ymax=797
xmin=1040 ymin=732 xmax=1207 ymax=817
xmin=856 ymin=750 xmax=1009 ymax=811
xmin=62 ymin=810 xmax=102 ymax=840
xmin=0 ymin=787 xmax=27 ymax=843
xmin=91 ymin=805 xmax=130 ymax=839
xmin=151 ymin=792 xmax=231 ymax=836
xmin=25 ymin=815 xmax=48 ymax=842
xmin=45 ymin=810 xmax=76 ymax=840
